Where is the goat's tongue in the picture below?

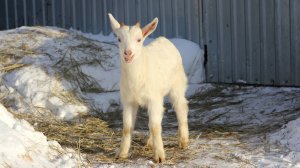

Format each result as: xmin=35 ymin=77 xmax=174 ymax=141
xmin=124 ymin=58 xmax=130 ymax=63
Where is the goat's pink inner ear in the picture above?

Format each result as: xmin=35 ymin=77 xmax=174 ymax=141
xmin=143 ymin=30 xmax=149 ymax=37
xmin=143 ymin=22 xmax=157 ymax=37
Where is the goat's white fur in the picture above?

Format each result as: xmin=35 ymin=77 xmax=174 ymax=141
xmin=108 ymin=13 xmax=189 ymax=163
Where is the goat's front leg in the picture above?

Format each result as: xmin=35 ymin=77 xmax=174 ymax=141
xmin=148 ymin=99 xmax=165 ymax=163
xmin=117 ymin=103 xmax=138 ymax=159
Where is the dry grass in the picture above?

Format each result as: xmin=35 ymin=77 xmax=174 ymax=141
xmin=50 ymin=79 xmax=86 ymax=105
xmin=13 ymin=113 xmax=118 ymax=158
xmin=0 ymin=36 xmax=38 ymax=65
xmin=0 ymin=31 xmax=39 ymax=73
xmin=0 ymin=64 xmax=28 ymax=72
xmin=51 ymin=37 xmax=117 ymax=94
xmin=13 ymin=112 xmax=199 ymax=165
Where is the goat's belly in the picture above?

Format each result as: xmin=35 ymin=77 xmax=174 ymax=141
xmin=132 ymin=91 xmax=148 ymax=107
xmin=121 ymin=87 xmax=148 ymax=107
xmin=131 ymin=88 xmax=169 ymax=107
xmin=136 ymin=97 xmax=147 ymax=107
xmin=121 ymin=81 xmax=170 ymax=107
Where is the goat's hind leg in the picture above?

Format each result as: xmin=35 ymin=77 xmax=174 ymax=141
xmin=117 ymin=103 xmax=138 ymax=159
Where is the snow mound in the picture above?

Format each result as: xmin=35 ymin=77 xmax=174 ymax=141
xmin=269 ymin=118 xmax=300 ymax=151
xmin=1 ymin=26 xmax=205 ymax=120
xmin=0 ymin=104 xmax=78 ymax=168
xmin=142 ymin=37 xmax=205 ymax=84
xmin=268 ymin=118 xmax=300 ymax=165
xmin=171 ymin=38 xmax=205 ymax=84
xmin=5 ymin=66 xmax=88 ymax=120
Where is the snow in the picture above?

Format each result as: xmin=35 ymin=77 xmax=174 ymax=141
xmin=185 ymin=86 xmax=300 ymax=168
xmin=84 ymin=92 xmax=121 ymax=112
xmin=0 ymin=26 xmax=300 ymax=167
xmin=4 ymin=66 xmax=88 ymax=120
xmin=170 ymin=38 xmax=205 ymax=84
xmin=270 ymin=118 xmax=300 ymax=151
xmin=189 ymin=86 xmax=300 ymax=128
xmin=0 ymin=104 xmax=79 ymax=168
xmin=268 ymin=118 xmax=300 ymax=165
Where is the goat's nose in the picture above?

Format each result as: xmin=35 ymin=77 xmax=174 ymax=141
xmin=124 ymin=50 xmax=132 ymax=56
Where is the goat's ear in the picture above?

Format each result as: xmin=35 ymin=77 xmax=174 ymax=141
xmin=108 ymin=13 xmax=120 ymax=31
xmin=142 ymin=18 xmax=158 ymax=38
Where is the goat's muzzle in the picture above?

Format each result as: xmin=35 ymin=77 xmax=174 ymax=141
xmin=124 ymin=54 xmax=134 ymax=63
xmin=124 ymin=50 xmax=134 ymax=63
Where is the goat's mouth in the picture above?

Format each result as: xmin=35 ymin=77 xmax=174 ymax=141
xmin=124 ymin=55 xmax=134 ymax=63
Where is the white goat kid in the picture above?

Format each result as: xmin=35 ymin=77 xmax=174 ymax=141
xmin=108 ymin=13 xmax=189 ymax=163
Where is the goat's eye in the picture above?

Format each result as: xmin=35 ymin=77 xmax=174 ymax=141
xmin=137 ymin=38 xmax=141 ymax=43
xmin=118 ymin=38 xmax=121 ymax=42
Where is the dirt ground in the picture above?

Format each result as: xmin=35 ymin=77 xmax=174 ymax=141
xmin=93 ymin=84 xmax=300 ymax=168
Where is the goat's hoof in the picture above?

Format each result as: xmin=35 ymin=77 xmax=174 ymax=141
xmin=179 ymin=139 xmax=189 ymax=149
xmin=116 ymin=152 xmax=128 ymax=160
xmin=154 ymin=151 xmax=165 ymax=163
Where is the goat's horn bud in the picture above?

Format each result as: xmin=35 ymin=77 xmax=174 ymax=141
xmin=135 ymin=21 xmax=140 ymax=27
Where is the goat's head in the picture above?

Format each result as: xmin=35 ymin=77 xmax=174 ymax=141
xmin=108 ymin=13 xmax=158 ymax=63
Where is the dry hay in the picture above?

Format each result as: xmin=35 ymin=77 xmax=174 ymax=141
xmin=0 ymin=64 xmax=29 ymax=72
xmin=0 ymin=34 xmax=38 ymax=65
xmin=53 ymin=50 xmax=105 ymax=94
xmin=0 ymin=30 xmax=39 ymax=72
xmin=13 ymin=112 xmax=199 ymax=165
xmin=51 ymin=36 xmax=117 ymax=94
xmin=50 ymin=80 xmax=86 ymax=105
